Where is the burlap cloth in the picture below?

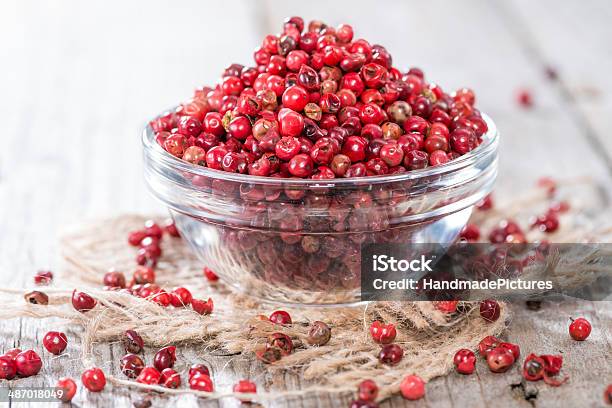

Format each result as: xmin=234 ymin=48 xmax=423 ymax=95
xmin=1 ymin=180 xmax=608 ymax=402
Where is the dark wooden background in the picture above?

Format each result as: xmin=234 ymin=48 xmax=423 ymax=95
xmin=1 ymin=0 xmax=611 ymax=406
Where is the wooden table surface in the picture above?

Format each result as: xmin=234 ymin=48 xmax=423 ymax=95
xmin=1 ymin=1 xmax=611 ymax=406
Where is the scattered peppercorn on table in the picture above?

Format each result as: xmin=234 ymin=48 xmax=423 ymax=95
xmin=1 ymin=0 xmax=611 ymax=407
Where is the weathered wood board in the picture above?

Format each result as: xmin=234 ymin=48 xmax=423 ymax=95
xmin=0 ymin=0 xmax=610 ymax=406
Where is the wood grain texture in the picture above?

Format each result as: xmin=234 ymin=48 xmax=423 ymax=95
xmin=0 ymin=0 xmax=610 ymax=406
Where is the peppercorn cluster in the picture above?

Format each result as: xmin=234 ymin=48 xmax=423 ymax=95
xmin=150 ymin=17 xmax=488 ymax=179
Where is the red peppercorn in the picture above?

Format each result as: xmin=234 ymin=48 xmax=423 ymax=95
xmin=262 ymin=34 xmax=279 ymax=54
xmin=530 ymin=213 xmax=560 ymax=233
xmin=319 ymin=113 xmax=339 ymax=130
xmin=189 ymin=373 xmax=214 ymax=391
xmin=128 ymin=230 xmax=147 ymax=246
xmin=153 ymin=346 xmax=177 ymax=371
xmin=163 ymin=218 xmax=180 ymax=237
xmin=450 ymin=128 xmax=477 ymax=154
xmin=604 ymin=384 xmax=612 ymax=405
xmin=487 ymin=347 xmax=515 ymax=373
xmin=203 ymin=267 xmax=219 ymax=282
xmin=203 ymin=112 xmax=225 ymax=136
xmin=177 ymin=116 xmax=202 ymax=137
xmin=241 ymin=67 xmax=258 ymax=87
xmin=278 ymin=108 xmax=304 ymax=137
xmin=170 ymin=287 xmax=192 ymax=307
xmin=267 ymin=333 xmax=293 ymax=356
xmin=123 ymin=329 xmax=144 ymax=354
xmin=136 ymin=366 xmax=161 ymax=385
xmin=133 ymin=266 xmax=155 ymax=285
xmin=140 ymin=236 xmax=161 ymax=257
xmin=476 ymin=194 xmax=494 ymax=210
xmin=489 ymin=219 xmax=525 ymax=243
xmin=453 ymin=349 xmax=476 ymax=374
xmin=358 ymin=379 xmax=378 ymax=402
xmin=403 ymin=150 xmax=428 ymax=170
xmin=150 ymin=289 xmax=171 ymax=307
xmin=434 ymin=300 xmax=459 ymax=313
xmin=72 ymin=290 xmax=97 ymax=313
xmin=400 ymin=375 xmax=425 ymax=400
xmin=429 ymin=149 xmax=449 ymax=166
xmin=359 ymin=103 xmax=385 ymax=125
xmin=24 ymin=290 xmax=48 ymax=305
xmin=221 ymin=152 xmax=248 ymax=173
xmin=56 ymin=377 xmax=77 ymax=402
xmin=269 ymin=310 xmax=292 ymax=325
xmin=120 ymin=353 xmax=145 ymax=378
xmin=141 ymin=220 xmax=162 ymax=239
xmin=81 ymin=367 xmax=106 ymax=392
xmin=345 ymin=162 xmax=366 ymax=177
xmin=336 ymin=23 xmax=353 ymax=43
xmin=34 ymin=270 xmax=53 ymax=285
xmin=360 ymin=63 xmax=387 ymax=89
xmin=227 ymin=116 xmax=252 ymax=141
xmin=549 ymin=200 xmax=570 ymax=214
xmin=221 ymin=76 xmax=244 ymax=96
xmin=319 ymin=93 xmax=341 ymax=114
xmin=297 ymin=64 xmax=320 ymax=90
xmin=349 ymin=38 xmax=372 ymax=58
xmin=312 ymin=166 xmax=335 ymax=179
xmin=288 ymin=153 xmax=314 ymax=177
xmin=286 ymin=50 xmax=309 ymax=72
xmin=43 ymin=331 xmax=68 ymax=355
xmin=189 ymin=364 xmax=211 ymax=379
xmin=517 ymin=89 xmax=533 ymax=108
xmin=362 ymin=124 xmax=383 ymax=140
xmin=378 ymin=343 xmax=403 ymax=365
xmin=183 ymin=146 xmax=207 ymax=165
xmin=569 ymin=317 xmax=591 ymax=341
xmin=282 ymin=85 xmax=309 ymax=112
xmin=428 ymin=121 xmax=449 ymax=139
xmin=478 ymin=335 xmax=501 ymax=358
xmin=536 ymin=176 xmax=557 ymax=196
xmin=480 ymin=299 xmax=501 ymax=322
xmin=0 ymin=356 xmax=17 ymax=380
xmin=160 ymin=368 xmax=181 ymax=388
xmin=498 ymin=342 xmax=521 ymax=360
xmin=460 ymin=224 xmax=480 ymax=241
xmin=275 ymin=136 xmax=301 ymax=161
xmin=341 ymin=136 xmax=367 ymax=162
xmin=103 ymin=269 xmax=126 ymax=289
xmin=453 ymin=87 xmax=475 ymax=105
xmin=340 ymin=72 xmax=365 ymax=96
xmin=310 ymin=141 xmax=335 ymax=165
xmin=255 ymin=346 xmax=283 ymax=364
xmin=233 ymin=379 xmax=257 ymax=402
xmin=523 ymin=353 xmax=545 ymax=381
xmin=205 ymin=146 xmax=229 ymax=170
xmin=192 ymin=298 xmax=214 ymax=315
xmin=378 ymin=143 xmax=404 ymax=167
xmin=369 ymin=321 xmax=397 ymax=344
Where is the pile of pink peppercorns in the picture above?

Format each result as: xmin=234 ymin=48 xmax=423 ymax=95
xmin=150 ymin=17 xmax=489 ymax=179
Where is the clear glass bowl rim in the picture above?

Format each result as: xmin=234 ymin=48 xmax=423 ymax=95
xmin=142 ymin=111 xmax=498 ymax=186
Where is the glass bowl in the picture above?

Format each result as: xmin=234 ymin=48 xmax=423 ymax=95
xmin=142 ymin=114 xmax=498 ymax=305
